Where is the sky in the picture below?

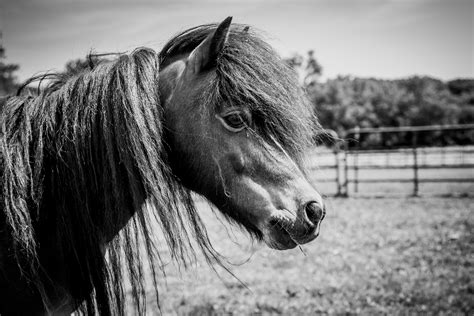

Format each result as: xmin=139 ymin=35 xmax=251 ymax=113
xmin=1 ymin=0 xmax=473 ymax=82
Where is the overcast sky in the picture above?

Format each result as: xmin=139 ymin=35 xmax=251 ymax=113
xmin=1 ymin=0 xmax=472 ymax=82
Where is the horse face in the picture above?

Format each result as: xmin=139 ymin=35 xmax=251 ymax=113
xmin=161 ymin=18 xmax=324 ymax=250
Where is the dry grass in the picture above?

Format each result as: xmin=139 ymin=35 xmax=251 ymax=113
xmin=131 ymin=197 xmax=473 ymax=315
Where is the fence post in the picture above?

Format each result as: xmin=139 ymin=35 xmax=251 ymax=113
xmin=334 ymin=144 xmax=342 ymax=196
xmin=342 ymin=140 xmax=349 ymax=197
xmin=412 ymin=132 xmax=419 ymax=196
xmin=354 ymin=126 xmax=360 ymax=194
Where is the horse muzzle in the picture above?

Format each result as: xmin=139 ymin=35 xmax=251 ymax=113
xmin=265 ymin=201 xmax=325 ymax=250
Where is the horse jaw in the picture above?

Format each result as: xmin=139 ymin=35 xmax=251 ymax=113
xmin=211 ymin=139 xmax=326 ymax=250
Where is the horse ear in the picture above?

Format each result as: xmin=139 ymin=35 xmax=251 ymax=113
xmin=187 ymin=16 xmax=232 ymax=74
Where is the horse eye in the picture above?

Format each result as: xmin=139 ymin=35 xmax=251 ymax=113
xmin=218 ymin=112 xmax=247 ymax=132
xmin=224 ymin=113 xmax=245 ymax=128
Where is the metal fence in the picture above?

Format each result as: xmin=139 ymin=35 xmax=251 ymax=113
xmin=309 ymin=124 xmax=474 ymax=197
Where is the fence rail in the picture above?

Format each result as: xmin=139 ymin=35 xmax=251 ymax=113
xmin=310 ymin=124 xmax=474 ymax=197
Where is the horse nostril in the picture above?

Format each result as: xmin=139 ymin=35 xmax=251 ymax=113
xmin=303 ymin=201 xmax=325 ymax=226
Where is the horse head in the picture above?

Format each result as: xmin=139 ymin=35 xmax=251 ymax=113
xmin=159 ymin=17 xmax=325 ymax=250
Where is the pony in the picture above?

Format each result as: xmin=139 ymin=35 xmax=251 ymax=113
xmin=0 ymin=17 xmax=325 ymax=315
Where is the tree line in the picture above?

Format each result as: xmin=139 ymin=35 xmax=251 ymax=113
xmin=0 ymin=43 xmax=19 ymax=96
xmin=286 ymin=52 xmax=474 ymax=148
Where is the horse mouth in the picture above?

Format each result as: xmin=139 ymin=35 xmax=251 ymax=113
xmin=265 ymin=219 xmax=298 ymax=250
xmin=264 ymin=213 xmax=322 ymax=250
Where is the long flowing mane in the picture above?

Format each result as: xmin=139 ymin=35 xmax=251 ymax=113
xmin=1 ymin=23 xmax=319 ymax=315
xmin=1 ymin=47 xmax=219 ymax=314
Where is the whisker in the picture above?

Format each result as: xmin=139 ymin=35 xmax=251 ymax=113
xmin=298 ymin=246 xmax=307 ymax=256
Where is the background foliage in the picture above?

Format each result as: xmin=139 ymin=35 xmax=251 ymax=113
xmin=0 ymin=43 xmax=19 ymax=96
xmin=285 ymin=52 xmax=474 ymax=148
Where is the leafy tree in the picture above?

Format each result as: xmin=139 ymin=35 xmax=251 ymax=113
xmin=304 ymin=50 xmax=322 ymax=86
xmin=306 ymin=74 xmax=474 ymax=148
xmin=0 ymin=35 xmax=20 ymax=96
xmin=284 ymin=50 xmax=322 ymax=86
xmin=64 ymin=58 xmax=92 ymax=76
xmin=62 ymin=53 xmax=117 ymax=77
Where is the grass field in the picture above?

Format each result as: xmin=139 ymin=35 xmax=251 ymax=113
xmin=135 ymin=197 xmax=473 ymax=315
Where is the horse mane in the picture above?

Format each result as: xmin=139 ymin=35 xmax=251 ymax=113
xmin=1 ymin=47 xmax=220 ymax=314
xmin=1 ymin=23 xmax=319 ymax=315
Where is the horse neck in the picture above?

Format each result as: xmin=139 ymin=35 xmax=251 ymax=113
xmin=37 ymin=56 xmax=161 ymax=244
xmin=158 ymin=57 xmax=186 ymax=105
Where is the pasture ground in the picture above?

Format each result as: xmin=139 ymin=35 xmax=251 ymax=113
xmin=138 ymin=197 xmax=473 ymax=315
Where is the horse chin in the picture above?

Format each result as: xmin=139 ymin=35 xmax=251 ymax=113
xmin=262 ymin=209 xmax=322 ymax=250
xmin=264 ymin=233 xmax=298 ymax=250
xmin=262 ymin=220 xmax=298 ymax=250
